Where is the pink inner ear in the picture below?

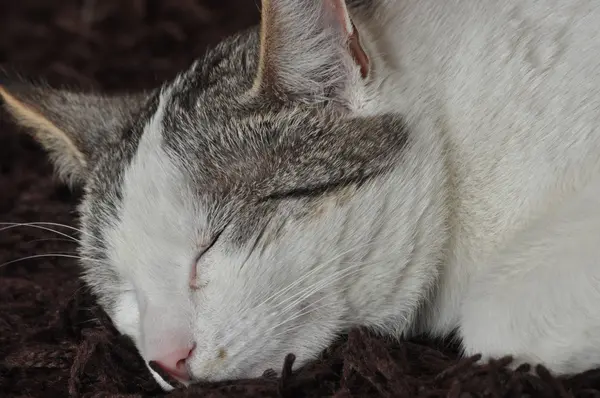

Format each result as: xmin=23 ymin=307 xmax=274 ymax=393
xmin=326 ymin=0 xmax=370 ymax=78
xmin=349 ymin=21 xmax=370 ymax=79
xmin=327 ymin=0 xmax=354 ymax=36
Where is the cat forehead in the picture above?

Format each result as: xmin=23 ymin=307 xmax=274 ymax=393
xmin=84 ymin=79 xmax=278 ymax=270
xmin=84 ymin=91 xmax=222 ymax=295
xmin=83 ymin=29 xmax=267 ymax=210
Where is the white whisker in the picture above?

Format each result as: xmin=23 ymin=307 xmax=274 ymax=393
xmin=28 ymin=238 xmax=78 ymax=244
xmin=273 ymin=253 xmax=394 ymax=317
xmin=272 ymin=262 xmax=374 ymax=324
xmin=266 ymin=255 xmax=396 ymax=336
xmin=269 ymin=323 xmax=315 ymax=340
xmin=275 ymin=261 xmax=366 ymax=316
xmin=267 ymin=288 xmax=344 ymax=335
xmin=255 ymin=240 xmax=377 ymax=310
xmin=4 ymin=221 xmax=87 ymax=236
xmin=0 ymin=253 xmax=99 ymax=268
xmin=0 ymin=222 xmax=83 ymax=244
xmin=226 ymin=263 xmax=355 ymax=351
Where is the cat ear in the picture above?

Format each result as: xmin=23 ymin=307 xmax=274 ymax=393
xmin=0 ymin=78 xmax=150 ymax=186
xmin=253 ymin=0 xmax=370 ymax=103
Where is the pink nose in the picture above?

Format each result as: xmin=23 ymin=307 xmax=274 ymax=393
xmin=151 ymin=344 xmax=195 ymax=382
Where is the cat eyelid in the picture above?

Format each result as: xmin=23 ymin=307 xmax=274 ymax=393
xmin=259 ymin=177 xmax=369 ymax=202
xmin=190 ymin=229 xmax=225 ymax=289
xmin=198 ymin=229 xmax=224 ymax=259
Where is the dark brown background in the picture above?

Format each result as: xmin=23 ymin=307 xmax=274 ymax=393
xmin=1 ymin=1 xmax=600 ymax=397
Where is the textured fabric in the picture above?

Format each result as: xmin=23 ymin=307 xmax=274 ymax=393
xmin=1 ymin=1 xmax=600 ymax=397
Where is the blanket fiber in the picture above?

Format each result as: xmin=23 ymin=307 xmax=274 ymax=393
xmin=1 ymin=1 xmax=600 ymax=397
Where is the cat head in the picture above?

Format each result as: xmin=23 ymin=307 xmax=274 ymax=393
xmin=0 ymin=0 xmax=408 ymax=388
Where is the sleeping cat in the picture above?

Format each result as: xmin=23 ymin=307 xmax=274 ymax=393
xmin=2 ymin=0 xmax=600 ymax=390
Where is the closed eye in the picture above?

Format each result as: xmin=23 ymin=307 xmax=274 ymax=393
xmin=189 ymin=230 xmax=224 ymax=289
xmin=259 ymin=175 xmax=370 ymax=202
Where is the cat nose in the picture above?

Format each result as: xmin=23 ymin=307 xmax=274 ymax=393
xmin=151 ymin=343 xmax=195 ymax=382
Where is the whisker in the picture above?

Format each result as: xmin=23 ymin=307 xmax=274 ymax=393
xmin=253 ymin=249 xmax=352 ymax=310
xmin=269 ymin=299 xmax=347 ymax=341
xmin=272 ymin=252 xmax=394 ymax=316
xmin=230 ymin=263 xmax=369 ymax=351
xmin=28 ymin=238 xmax=79 ymax=244
xmin=67 ymin=283 xmax=93 ymax=302
xmin=0 ymin=221 xmax=88 ymax=236
xmin=0 ymin=253 xmax=98 ymax=268
xmin=272 ymin=263 xmax=372 ymax=328
xmin=275 ymin=261 xmax=366 ymax=316
xmin=267 ymin=288 xmax=343 ymax=335
xmin=224 ymin=263 xmax=364 ymax=352
xmin=229 ymin=286 xmax=351 ymax=353
xmin=231 ymin=253 xmax=392 ymax=352
xmin=268 ymin=323 xmax=309 ymax=340
xmin=255 ymin=240 xmax=378 ymax=310
xmin=0 ymin=222 xmax=82 ymax=244
xmin=271 ymin=255 xmax=397 ymax=328
xmin=80 ymin=317 xmax=102 ymax=325
xmin=229 ymin=243 xmax=377 ymax=350
xmin=225 ymin=255 xmax=397 ymax=356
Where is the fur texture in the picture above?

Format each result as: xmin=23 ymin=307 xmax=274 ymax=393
xmin=2 ymin=0 xmax=600 ymax=390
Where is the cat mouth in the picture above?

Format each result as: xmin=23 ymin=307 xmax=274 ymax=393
xmin=148 ymin=352 xmax=298 ymax=388
xmin=148 ymin=360 xmax=190 ymax=389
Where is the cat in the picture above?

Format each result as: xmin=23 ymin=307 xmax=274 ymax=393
xmin=2 ymin=0 xmax=600 ymax=390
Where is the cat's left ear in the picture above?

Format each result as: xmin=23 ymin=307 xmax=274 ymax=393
xmin=253 ymin=0 xmax=370 ymax=103
xmin=0 ymin=76 xmax=151 ymax=186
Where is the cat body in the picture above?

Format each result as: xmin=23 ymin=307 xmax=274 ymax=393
xmin=356 ymin=0 xmax=600 ymax=373
xmin=2 ymin=0 xmax=600 ymax=389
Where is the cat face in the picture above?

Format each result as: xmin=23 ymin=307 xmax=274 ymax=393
xmin=76 ymin=67 xmax=404 ymax=383
xmin=83 ymin=103 xmax=358 ymax=382
xmin=0 ymin=0 xmax=408 ymax=387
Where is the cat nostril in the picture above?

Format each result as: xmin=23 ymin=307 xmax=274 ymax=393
xmin=151 ymin=343 xmax=196 ymax=382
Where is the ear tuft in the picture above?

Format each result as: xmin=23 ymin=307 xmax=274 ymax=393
xmin=0 ymin=74 xmax=150 ymax=187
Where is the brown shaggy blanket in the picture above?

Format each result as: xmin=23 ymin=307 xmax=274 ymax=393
xmin=1 ymin=1 xmax=600 ymax=397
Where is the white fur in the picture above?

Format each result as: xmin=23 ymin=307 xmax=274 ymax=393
xmin=106 ymin=0 xmax=600 ymax=388
xmin=459 ymin=178 xmax=600 ymax=373
xmin=110 ymin=87 xmax=448 ymax=385
xmin=356 ymin=0 xmax=600 ymax=373
xmin=107 ymin=85 xmax=201 ymax=370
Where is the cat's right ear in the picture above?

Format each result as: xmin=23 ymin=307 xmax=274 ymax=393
xmin=252 ymin=0 xmax=370 ymax=104
xmin=0 ymin=76 xmax=151 ymax=187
